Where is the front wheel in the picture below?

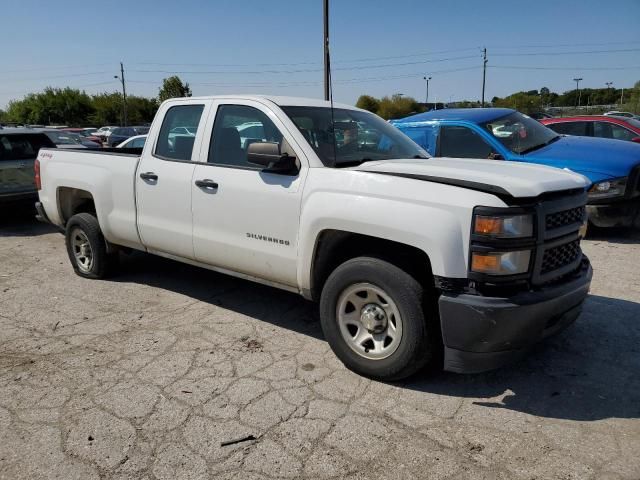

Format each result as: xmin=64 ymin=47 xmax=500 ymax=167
xmin=65 ymin=213 xmax=117 ymax=279
xmin=319 ymin=257 xmax=438 ymax=381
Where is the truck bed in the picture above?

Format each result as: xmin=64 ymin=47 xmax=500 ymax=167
xmin=37 ymin=147 xmax=144 ymax=250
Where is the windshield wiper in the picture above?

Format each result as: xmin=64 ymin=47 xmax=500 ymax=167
xmin=412 ymin=154 xmax=429 ymax=159
xmin=519 ymin=135 xmax=560 ymax=155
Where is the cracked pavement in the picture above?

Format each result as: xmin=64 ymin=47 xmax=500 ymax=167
xmin=1 ymin=213 xmax=639 ymax=479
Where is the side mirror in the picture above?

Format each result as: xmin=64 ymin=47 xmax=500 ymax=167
xmin=247 ymin=142 xmax=296 ymax=172
xmin=631 ymin=137 xmax=640 ymax=144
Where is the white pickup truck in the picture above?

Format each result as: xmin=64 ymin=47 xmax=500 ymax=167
xmin=36 ymin=95 xmax=592 ymax=380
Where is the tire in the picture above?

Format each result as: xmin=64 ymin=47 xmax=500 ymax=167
xmin=65 ymin=213 xmax=117 ymax=279
xmin=319 ymin=256 xmax=438 ymax=381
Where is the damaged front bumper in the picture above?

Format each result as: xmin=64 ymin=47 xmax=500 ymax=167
xmin=437 ymin=258 xmax=592 ymax=374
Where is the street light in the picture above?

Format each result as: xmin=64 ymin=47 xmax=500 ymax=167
xmin=423 ymin=76 xmax=432 ymax=105
xmin=605 ymin=82 xmax=613 ymax=90
xmin=573 ymin=77 xmax=583 ymax=108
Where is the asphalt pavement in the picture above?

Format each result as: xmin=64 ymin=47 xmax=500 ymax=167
xmin=1 ymin=211 xmax=639 ymax=479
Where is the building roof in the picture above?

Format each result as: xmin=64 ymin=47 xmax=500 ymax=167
xmin=393 ymin=108 xmax=515 ymax=125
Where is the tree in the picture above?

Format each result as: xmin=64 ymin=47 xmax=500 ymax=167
xmin=4 ymin=87 xmax=94 ymax=125
xmin=376 ymin=94 xmax=423 ymax=120
xmin=492 ymin=91 xmax=541 ymax=113
xmin=158 ymin=76 xmax=192 ymax=102
xmin=355 ymin=95 xmax=380 ymax=114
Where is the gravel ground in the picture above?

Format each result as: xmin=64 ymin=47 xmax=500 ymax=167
xmin=1 ymin=212 xmax=639 ymax=480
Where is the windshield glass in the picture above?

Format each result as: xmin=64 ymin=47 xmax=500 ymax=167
xmin=483 ymin=111 xmax=559 ymax=155
xmin=281 ymin=106 xmax=428 ymax=166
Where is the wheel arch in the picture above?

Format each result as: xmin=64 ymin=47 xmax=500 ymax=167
xmin=57 ymin=187 xmax=97 ymax=225
xmin=307 ymin=229 xmax=435 ymax=301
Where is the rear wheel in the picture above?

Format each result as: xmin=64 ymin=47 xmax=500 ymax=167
xmin=319 ymin=256 xmax=438 ymax=381
xmin=65 ymin=213 xmax=117 ymax=279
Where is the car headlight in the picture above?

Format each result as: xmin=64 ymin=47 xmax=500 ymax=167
xmin=471 ymin=250 xmax=531 ymax=275
xmin=588 ymin=177 xmax=627 ymax=200
xmin=473 ymin=213 xmax=534 ymax=238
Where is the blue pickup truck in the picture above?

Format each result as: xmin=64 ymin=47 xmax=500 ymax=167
xmin=392 ymin=108 xmax=640 ymax=228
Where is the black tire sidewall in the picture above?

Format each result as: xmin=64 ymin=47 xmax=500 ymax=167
xmin=65 ymin=213 xmax=110 ymax=279
xmin=319 ymin=257 xmax=435 ymax=381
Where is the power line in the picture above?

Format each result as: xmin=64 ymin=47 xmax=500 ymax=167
xmin=128 ymin=55 xmax=479 ymax=76
xmin=0 ymin=71 xmax=111 ymax=82
xmin=490 ymin=64 xmax=640 ymax=71
xmin=0 ymin=63 xmax=114 ymax=75
xmin=492 ymin=47 xmax=640 ymax=57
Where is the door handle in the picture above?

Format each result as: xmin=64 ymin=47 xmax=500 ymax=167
xmin=139 ymin=172 xmax=158 ymax=181
xmin=195 ymin=179 xmax=219 ymax=189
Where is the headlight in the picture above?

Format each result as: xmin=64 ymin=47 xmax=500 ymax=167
xmin=471 ymin=250 xmax=531 ymax=275
xmin=473 ymin=213 xmax=533 ymax=238
xmin=588 ymin=177 xmax=626 ymax=200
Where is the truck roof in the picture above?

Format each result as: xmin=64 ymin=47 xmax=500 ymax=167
xmin=163 ymin=95 xmax=357 ymax=110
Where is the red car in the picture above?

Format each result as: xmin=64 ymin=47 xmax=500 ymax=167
xmin=541 ymin=115 xmax=640 ymax=143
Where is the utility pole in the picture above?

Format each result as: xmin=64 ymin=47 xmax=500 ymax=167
xmin=423 ymin=75 xmax=431 ymax=106
xmin=323 ymin=0 xmax=330 ymax=101
xmin=573 ymin=77 xmax=583 ymax=108
xmin=114 ymin=62 xmax=128 ymax=126
xmin=481 ymin=48 xmax=487 ymax=107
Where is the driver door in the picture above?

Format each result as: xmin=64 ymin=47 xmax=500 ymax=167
xmin=437 ymin=125 xmax=502 ymax=159
xmin=191 ymin=100 xmax=307 ymax=287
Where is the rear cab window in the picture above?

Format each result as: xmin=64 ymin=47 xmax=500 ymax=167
xmin=0 ymin=133 xmax=54 ymax=161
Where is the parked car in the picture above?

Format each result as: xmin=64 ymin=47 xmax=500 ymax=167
xmin=0 ymin=129 xmax=55 ymax=206
xmin=528 ymin=112 xmax=554 ymax=120
xmin=392 ymin=108 xmax=640 ymax=228
xmin=540 ymin=115 xmax=640 ymax=143
xmin=108 ymin=126 xmax=150 ymax=147
xmin=93 ymin=126 xmax=118 ymax=143
xmin=60 ymin=128 xmax=103 ymax=147
xmin=603 ymin=111 xmax=640 ymax=119
xmin=40 ymin=130 xmax=98 ymax=149
xmin=117 ymin=134 xmax=147 ymax=148
xmin=36 ymin=95 xmax=592 ymax=380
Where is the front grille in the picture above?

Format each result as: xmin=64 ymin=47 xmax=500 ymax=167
xmin=545 ymin=206 xmax=585 ymax=230
xmin=541 ymin=239 xmax=581 ymax=274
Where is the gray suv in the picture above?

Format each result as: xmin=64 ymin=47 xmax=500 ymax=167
xmin=0 ymin=130 xmax=55 ymax=205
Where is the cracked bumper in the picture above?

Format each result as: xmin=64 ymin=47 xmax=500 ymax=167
xmin=438 ymin=259 xmax=592 ymax=374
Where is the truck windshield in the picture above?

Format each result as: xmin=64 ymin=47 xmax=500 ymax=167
xmin=281 ymin=106 xmax=428 ymax=167
xmin=483 ymin=111 xmax=560 ymax=155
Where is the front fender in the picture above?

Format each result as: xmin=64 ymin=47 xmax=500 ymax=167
xmin=297 ymin=191 xmax=473 ymax=293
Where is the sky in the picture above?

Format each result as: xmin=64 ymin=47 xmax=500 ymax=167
xmin=1 ymin=0 xmax=639 ymax=109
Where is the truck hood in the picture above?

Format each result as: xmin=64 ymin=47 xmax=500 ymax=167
xmin=523 ymin=135 xmax=640 ymax=181
xmin=354 ymin=157 xmax=590 ymax=199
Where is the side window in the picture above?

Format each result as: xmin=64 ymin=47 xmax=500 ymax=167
xmin=549 ymin=121 xmax=587 ymax=136
xmin=593 ymin=122 xmax=613 ymax=139
xmin=208 ymin=104 xmax=283 ymax=167
xmin=155 ymin=104 xmax=204 ymax=161
xmin=439 ymin=126 xmax=496 ymax=159
xmin=609 ymin=124 xmax=636 ymax=141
